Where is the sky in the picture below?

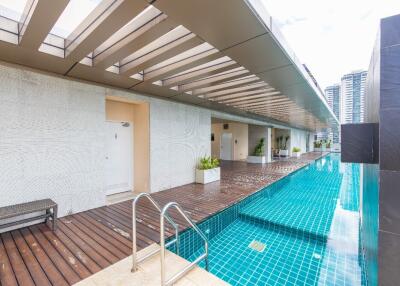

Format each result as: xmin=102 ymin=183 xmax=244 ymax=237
xmin=261 ymin=0 xmax=400 ymax=89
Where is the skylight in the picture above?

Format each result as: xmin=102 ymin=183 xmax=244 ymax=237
xmin=50 ymin=0 xmax=102 ymax=38
xmin=0 ymin=0 xmax=28 ymax=21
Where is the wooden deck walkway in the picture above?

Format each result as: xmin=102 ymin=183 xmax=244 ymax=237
xmin=0 ymin=152 xmax=326 ymax=286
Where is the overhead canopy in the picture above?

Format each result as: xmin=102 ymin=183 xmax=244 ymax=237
xmin=0 ymin=0 xmax=338 ymax=130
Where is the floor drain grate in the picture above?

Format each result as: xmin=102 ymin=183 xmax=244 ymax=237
xmin=248 ymin=240 xmax=266 ymax=252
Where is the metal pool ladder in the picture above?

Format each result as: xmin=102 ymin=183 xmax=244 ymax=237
xmin=131 ymin=193 xmax=209 ymax=286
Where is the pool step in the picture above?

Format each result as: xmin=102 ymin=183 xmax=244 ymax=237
xmin=239 ymin=196 xmax=337 ymax=241
xmin=73 ymin=243 xmax=229 ymax=286
xmin=238 ymin=213 xmax=327 ymax=242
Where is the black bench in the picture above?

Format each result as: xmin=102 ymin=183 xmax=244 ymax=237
xmin=0 ymin=199 xmax=58 ymax=231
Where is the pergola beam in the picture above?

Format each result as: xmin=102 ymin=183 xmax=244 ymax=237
xmin=65 ymin=0 xmax=148 ymax=62
xmin=178 ymin=67 xmax=249 ymax=92
xmin=93 ymin=14 xmax=177 ymax=69
xmin=162 ymin=59 xmax=239 ymax=88
xmin=119 ymin=34 xmax=203 ymax=76
xmin=19 ymin=0 xmax=70 ymax=49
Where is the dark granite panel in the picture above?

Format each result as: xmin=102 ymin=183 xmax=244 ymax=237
xmin=381 ymin=45 xmax=400 ymax=91
xmin=380 ymin=108 xmax=400 ymax=171
xmin=381 ymin=15 xmax=400 ymax=48
xmin=373 ymin=123 xmax=379 ymax=163
xmin=378 ymin=230 xmax=400 ymax=286
xmin=341 ymin=123 xmax=378 ymax=164
xmin=380 ymin=170 xmax=400 ymax=234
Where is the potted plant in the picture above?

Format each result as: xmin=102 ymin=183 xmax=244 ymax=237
xmin=195 ymin=156 xmax=220 ymax=184
xmin=247 ymin=138 xmax=266 ymax=163
xmin=314 ymin=140 xmax=322 ymax=152
xmin=326 ymin=140 xmax=332 ymax=151
xmin=278 ymin=135 xmax=290 ymax=157
xmin=292 ymin=147 xmax=301 ymax=158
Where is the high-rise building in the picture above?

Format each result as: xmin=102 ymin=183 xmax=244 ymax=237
xmin=340 ymin=71 xmax=367 ymax=124
xmin=325 ymin=84 xmax=341 ymax=143
xmin=325 ymin=84 xmax=340 ymax=118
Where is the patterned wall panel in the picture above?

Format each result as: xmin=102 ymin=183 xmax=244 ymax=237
xmin=0 ymin=65 xmax=106 ymax=217
xmin=149 ymin=100 xmax=211 ymax=192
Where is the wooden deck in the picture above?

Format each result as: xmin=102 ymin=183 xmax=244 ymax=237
xmin=0 ymin=152 xmax=326 ymax=286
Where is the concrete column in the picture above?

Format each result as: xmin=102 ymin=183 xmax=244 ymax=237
xmin=266 ymin=127 xmax=272 ymax=162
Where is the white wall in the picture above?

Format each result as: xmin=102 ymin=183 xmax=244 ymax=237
xmin=290 ymin=129 xmax=308 ymax=155
xmin=149 ymin=100 xmax=211 ymax=191
xmin=0 ymin=64 xmax=106 ymax=217
xmin=0 ymin=64 xmax=211 ymax=217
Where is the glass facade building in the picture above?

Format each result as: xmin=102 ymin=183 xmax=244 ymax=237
xmin=325 ymin=84 xmax=341 ymax=143
xmin=340 ymin=71 xmax=367 ymax=124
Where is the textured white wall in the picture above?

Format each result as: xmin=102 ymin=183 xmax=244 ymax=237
xmin=0 ymin=65 xmax=106 ymax=217
xmin=150 ymin=101 xmax=211 ymax=191
xmin=0 ymin=64 xmax=213 ymax=216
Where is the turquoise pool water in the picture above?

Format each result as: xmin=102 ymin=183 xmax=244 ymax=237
xmin=173 ymin=154 xmax=366 ymax=285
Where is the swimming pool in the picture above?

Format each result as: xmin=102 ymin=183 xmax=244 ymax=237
xmin=170 ymin=153 xmax=366 ymax=285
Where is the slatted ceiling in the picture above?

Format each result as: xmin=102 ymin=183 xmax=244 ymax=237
xmin=178 ymin=67 xmax=249 ymax=92
xmin=209 ymin=88 xmax=276 ymax=101
xmin=161 ymin=58 xmax=239 ymax=87
xmin=92 ymin=13 xmax=175 ymax=69
xmin=232 ymin=96 xmax=290 ymax=107
xmin=119 ymin=26 xmax=198 ymax=71
xmin=119 ymin=34 xmax=203 ymax=76
xmin=142 ymin=49 xmax=222 ymax=82
xmin=119 ymin=25 xmax=191 ymax=66
xmin=202 ymin=81 xmax=268 ymax=98
xmin=219 ymin=91 xmax=282 ymax=104
xmin=18 ymin=0 xmax=69 ymax=49
xmin=144 ymin=42 xmax=213 ymax=72
xmin=192 ymin=75 xmax=260 ymax=96
xmin=93 ymin=5 xmax=164 ymax=56
xmin=215 ymin=92 xmax=280 ymax=104
xmin=65 ymin=0 xmax=148 ymax=61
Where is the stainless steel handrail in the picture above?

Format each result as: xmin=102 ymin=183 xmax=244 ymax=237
xmin=160 ymin=202 xmax=209 ymax=286
xmin=131 ymin=193 xmax=180 ymax=272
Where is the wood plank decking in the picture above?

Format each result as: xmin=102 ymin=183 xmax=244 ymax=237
xmin=0 ymin=152 xmax=326 ymax=286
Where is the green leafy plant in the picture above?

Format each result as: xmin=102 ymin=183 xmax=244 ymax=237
xmin=284 ymin=135 xmax=290 ymax=149
xmin=292 ymin=147 xmax=301 ymax=153
xmin=326 ymin=140 xmax=332 ymax=148
xmin=253 ymin=138 xmax=265 ymax=156
xmin=314 ymin=140 xmax=322 ymax=148
xmin=276 ymin=136 xmax=283 ymax=149
xmin=198 ymin=156 xmax=220 ymax=170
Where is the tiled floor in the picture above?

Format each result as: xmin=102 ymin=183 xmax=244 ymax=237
xmin=0 ymin=152 xmax=326 ymax=286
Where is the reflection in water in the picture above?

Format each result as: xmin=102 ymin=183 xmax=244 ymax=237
xmin=318 ymin=158 xmax=365 ymax=285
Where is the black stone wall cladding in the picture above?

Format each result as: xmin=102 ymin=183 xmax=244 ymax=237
xmin=378 ymin=14 xmax=400 ymax=286
xmin=343 ymin=14 xmax=400 ymax=286
xmin=341 ymin=123 xmax=379 ymax=164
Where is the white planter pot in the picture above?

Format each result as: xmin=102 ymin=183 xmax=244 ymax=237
xmin=247 ymin=156 xmax=266 ymax=164
xmin=292 ymin=152 xmax=301 ymax=158
xmin=279 ymin=150 xmax=289 ymax=157
xmin=195 ymin=167 xmax=220 ymax=184
xmin=314 ymin=148 xmax=322 ymax=152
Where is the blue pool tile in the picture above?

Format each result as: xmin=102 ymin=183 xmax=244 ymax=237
xmin=172 ymin=154 xmax=366 ymax=286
